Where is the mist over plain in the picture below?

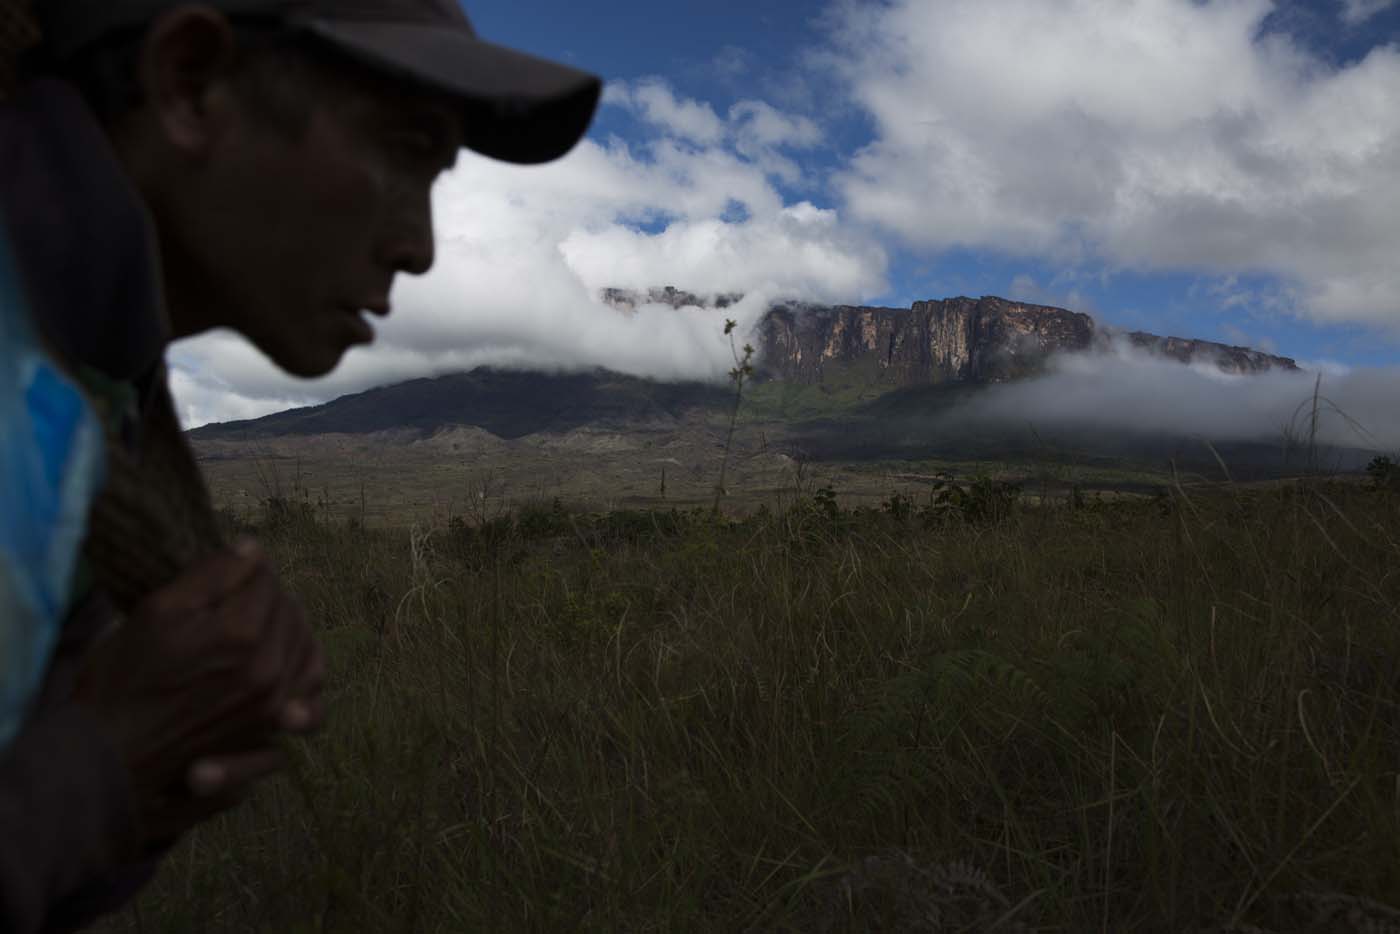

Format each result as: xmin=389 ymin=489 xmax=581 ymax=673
xmin=943 ymin=342 xmax=1400 ymax=454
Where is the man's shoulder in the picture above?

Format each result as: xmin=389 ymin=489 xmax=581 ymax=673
xmin=0 ymin=79 xmax=169 ymax=383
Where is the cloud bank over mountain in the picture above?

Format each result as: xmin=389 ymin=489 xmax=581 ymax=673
xmin=957 ymin=342 xmax=1400 ymax=452
xmin=170 ymin=81 xmax=888 ymax=428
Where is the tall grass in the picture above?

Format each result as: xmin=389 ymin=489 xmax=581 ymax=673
xmin=99 ymin=479 xmax=1400 ymax=932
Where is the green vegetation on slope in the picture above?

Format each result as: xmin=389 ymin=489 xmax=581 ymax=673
xmin=97 ymin=481 xmax=1400 ymax=932
xmin=742 ymin=356 xmax=900 ymax=421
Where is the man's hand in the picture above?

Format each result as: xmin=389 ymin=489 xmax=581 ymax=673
xmin=72 ymin=540 xmax=325 ymax=848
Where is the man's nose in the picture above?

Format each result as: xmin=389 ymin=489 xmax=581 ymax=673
xmin=380 ymin=188 xmax=435 ymax=277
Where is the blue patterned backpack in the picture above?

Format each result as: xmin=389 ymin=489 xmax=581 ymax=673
xmin=0 ymin=228 xmax=105 ymax=748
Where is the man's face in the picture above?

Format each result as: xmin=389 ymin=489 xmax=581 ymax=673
xmin=159 ymin=46 xmax=462 ymax=377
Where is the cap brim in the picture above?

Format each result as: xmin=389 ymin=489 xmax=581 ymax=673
xmin=298 ymin=19 xmax=601 ymax=165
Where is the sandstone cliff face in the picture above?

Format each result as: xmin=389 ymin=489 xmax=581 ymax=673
xmin=600 ymin=287 xmax=1299 ymax=385
xmin=1122 ymin=331 xmax=1299 ymax=375
xmin=759 ymin=296 xmax=1097 ymax=385
xmin=756 ymin=296 xmax=1299 ymax=385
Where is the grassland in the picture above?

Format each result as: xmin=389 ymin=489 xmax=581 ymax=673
xmin=190 ymin=411 xmax=1199 ymax=533
xmin=90 ymin=460 xmax=1400 ymax=933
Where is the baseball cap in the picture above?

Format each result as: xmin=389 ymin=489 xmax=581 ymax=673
xmin=35 ymin=0 xmax=602 ymax=164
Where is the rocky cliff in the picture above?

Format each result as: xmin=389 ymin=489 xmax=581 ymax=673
xmin=600 ymin=289 xmax=1300 ymax=386
xmin=755 ymin=295 xmax=1298 ymax=385
xmin=758 ymin=296 xmax=1100 ymax=385
xmin=1121 ymin=331 xmax=1297 ymax=375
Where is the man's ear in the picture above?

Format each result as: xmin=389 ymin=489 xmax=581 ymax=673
xmin=136 ymin=5 xmax=239 ymax=155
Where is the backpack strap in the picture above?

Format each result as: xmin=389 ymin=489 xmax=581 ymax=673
xmin=83 ymin=368 xmax=225 ymax=612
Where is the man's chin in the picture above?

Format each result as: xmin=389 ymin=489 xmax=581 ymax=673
xmin=260 ymin=339 xmax=352 ymax=379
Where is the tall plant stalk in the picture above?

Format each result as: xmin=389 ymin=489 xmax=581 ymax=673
xmin=713 ymin=318 xmax=754 ymax=515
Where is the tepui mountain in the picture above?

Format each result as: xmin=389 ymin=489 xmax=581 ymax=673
xmin=191 ymin=293 xmax=1298 ymax=442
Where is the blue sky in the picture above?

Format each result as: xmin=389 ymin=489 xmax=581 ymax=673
xmin=469 ymin=0 xmax=1400 ymax=368
xmin=173 ymin=0 xmax=1400 ymax=429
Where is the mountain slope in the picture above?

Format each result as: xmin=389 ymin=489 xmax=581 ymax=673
xmin=190 ymin=368 xmax=729 ymax=441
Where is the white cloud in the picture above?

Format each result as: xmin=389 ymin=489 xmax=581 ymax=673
xmin=1340 ymin=0 xmax=1396 ymax=25
xmin=609 ymin=79 xmax=726 ymax=145
xmin=171 ymin=80 xmax=886 ymax=428
xmin=727 ymin=100 xmax=824 ymax=185
xmin=559 ymin=202 xmax=881 ymax=299
xmin=729 ymin=100 xmax=822 ymax=150
xmin=826 ymin=0 xmax=1400 ymax=330
xmin=957 ymin=341 xmax=1400 ymax=453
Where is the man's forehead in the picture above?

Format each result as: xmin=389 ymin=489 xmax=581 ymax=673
xmin=300 ymin=39 xmax=464 ymax=151
xmin=374 ymin=82 xmax=463 ymax=150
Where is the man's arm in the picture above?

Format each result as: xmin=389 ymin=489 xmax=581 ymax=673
xmin=0 ymin=574 xmax=143 ymax=933
xmin=0 ymin=702 xmax=137 ymax=934
xmin=4 ymin=592 xmax=158 ymax=934
xmin=0 ymin=544 xmax=325 ymax=933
